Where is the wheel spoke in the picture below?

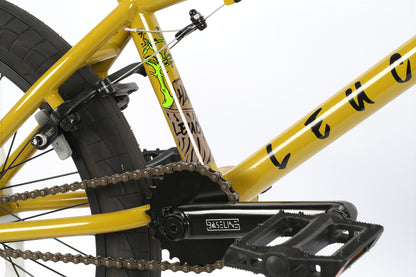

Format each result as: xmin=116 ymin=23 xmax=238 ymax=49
xmin=0 ymin=206 xmax=21 ymax=221
xmin=0 ymin=148 xmax=54 ymax=178
xmin=3 ymin=244 xmax=66 ymax=277
xmin=4 ymin=203 xmax=91 ymax=256
xmin=0 ymin=171 xmax=78 ymax=191
xmin=1 ymin=132 xmax=17 ymax=174
xmin=53 ymin=238 xmax=89 ymax=257
xmin=7 ymin=255 xmax=21 ymax=277
xmin=0 ymin=125 xmax=87 ymax=273
xmin=1 ymin=203 xmax=90 ymax=253
xmin=19 ymin=202 xmax=88 ymax=221
xmin=1 ymin=244 xmax=34 ymax=277
xmin=0 ymin=140 xmax=31 ymax=180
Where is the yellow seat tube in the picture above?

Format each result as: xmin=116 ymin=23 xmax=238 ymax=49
xmin=225 ymin=35 xmax=416 ymax=201
xmin=129 ymin=12 xmax=217 ymax=168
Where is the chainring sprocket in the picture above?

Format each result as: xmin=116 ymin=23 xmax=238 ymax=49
xmin=147 ymin=170 xmax=235 ymax=266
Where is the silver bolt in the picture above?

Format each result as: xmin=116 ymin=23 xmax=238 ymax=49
xmin=31 ymin=134 xmax=48 ymax=147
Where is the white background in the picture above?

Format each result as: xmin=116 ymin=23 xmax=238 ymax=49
xmin=4 ymin=0 xmax=416 ymax=276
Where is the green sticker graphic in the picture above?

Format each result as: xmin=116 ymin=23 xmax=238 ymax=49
xmin=141 ymin=32 xmax=175 ymax=109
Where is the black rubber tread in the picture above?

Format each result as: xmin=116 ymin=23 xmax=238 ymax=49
xmin=0 ymin=1 xmax=160 ymax=276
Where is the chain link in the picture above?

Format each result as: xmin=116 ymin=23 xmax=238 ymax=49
xmin=0 ymin=161 xmax=239 ymax=274
xmin=0 ymin=249 xmax=225 ymax=274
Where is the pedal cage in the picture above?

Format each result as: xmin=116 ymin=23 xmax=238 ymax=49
xmin=223 ymin=212 xmax=383 ymax=277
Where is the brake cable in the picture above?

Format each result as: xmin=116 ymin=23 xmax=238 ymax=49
xmin=115 ymin=4 xmax=226 ymax=84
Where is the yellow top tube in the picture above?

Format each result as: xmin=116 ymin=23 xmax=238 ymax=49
xmin=125 ymin=0 xmax=240 ymax=13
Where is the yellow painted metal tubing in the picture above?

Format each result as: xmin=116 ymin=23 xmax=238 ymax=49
xmin=87 ymin=44 xmax=119 ymax=66
xmin=0 ymin=205 xmax=150 ymax=242
xmin=130 ymin=12 xmax=217 ymax=167
xmin=224 ymin=0 xmax=240 ymax=5
xmin=225 ymin=35 xmax=416 ymax=201
xmin=0 ymin=0 xmax=135 ymax=148
xmin=6 ymin=192 xmax=88 ymax=213
xmin=89 ymin=29 xmax=132 ymax=78
xmin=130 ymin=0 xmax=186 ymax=13
xmin=45 ymin=90 xmax=64 ymax=110
xmin=121 ymin=0 xmax=239 ymax=13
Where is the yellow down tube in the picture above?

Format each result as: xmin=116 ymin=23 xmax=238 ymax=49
xmin=225 ymin=35 xmax=416 ymax=201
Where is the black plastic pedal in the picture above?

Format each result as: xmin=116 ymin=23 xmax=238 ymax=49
xmin=223 ymin=212 xmax=383 ymax=277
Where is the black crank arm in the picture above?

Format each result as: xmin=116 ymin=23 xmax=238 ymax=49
xmin=158 ymin=201 xmax=357 ymax=241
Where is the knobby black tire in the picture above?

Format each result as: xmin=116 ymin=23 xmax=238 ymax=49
xmin=0 ymin=1 xmax=161 ymax=276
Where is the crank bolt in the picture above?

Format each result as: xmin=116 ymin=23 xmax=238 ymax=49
xmin=162 ymin=213 xmax=188 ymax=241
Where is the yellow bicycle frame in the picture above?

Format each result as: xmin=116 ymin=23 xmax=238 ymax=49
xmin=0 ymin=0 xmax=416 ymax=241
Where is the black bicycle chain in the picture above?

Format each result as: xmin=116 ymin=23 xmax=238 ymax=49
xmin=0 ymin=161 xmax=239 ymax=274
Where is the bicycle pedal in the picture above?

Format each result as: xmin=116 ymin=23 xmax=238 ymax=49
xmin=223 ymin=211 xmax=383 ymax=277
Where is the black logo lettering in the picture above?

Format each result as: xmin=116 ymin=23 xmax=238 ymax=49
xmin=206 ymin=219 xmax=241 ymax=231
xmin=390 ymin=53 xmax=412 ymax=83
xmin=304 ymin=108 xmax=330 ymax=139
xmin=345 ymin=81 xmax=374 ymax=111
xmin=266 ymin=144 xmax=290 ymax=169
